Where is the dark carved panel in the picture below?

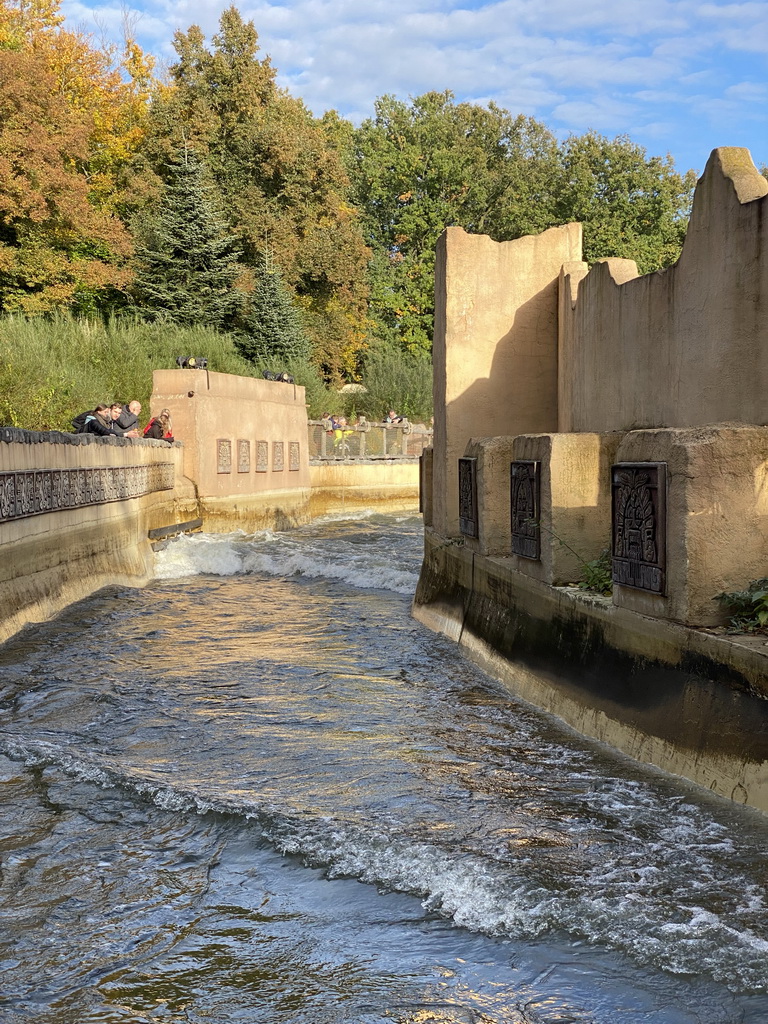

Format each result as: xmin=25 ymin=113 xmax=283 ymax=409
xmin=237 ymin=439 xmax=251 ymax=473
xmin=511 ymin=461 xmax=540 ymax=560
xmin=612 ymin=463 xmax=666 ymax=594
xmin=289 ymin=441 xmax=300 ymax=471
xmin=217 ymin=439 xmax=232 ymax=474
xmin=273 ymin=441 xmax=284 ymax=472
xmin=0 ymin=464 xmax=174 ymax=524
xmin=458 ymin=457 xmax=478 ymax=538
xmin=256 ymin=441 xmax=268 ymax=472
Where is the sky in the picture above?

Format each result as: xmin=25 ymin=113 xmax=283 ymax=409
xmin=60 ymin=0 xmax=768 ymax=176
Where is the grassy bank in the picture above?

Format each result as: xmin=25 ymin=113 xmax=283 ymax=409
xmin=0 ymin=317 xmax=336 ymax=431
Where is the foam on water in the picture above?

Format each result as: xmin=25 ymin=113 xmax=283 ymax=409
xmin=3 ymin=731 xmax=768 ymax=994
xmin=153 ymin=520 xmax=422 ymax=594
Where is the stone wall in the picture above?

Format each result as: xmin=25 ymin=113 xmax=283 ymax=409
xmin=0 ymin=431 xmax=197 ymax=645
xmin=419 ymin=146 xmax=768 ymax=811
xmin=432 ymin=223 xmax=582 ymax=539
xmin=559 ymin=148 xmax=768 ymax=433
xmin=151 ymin=369 xmax=311 ymax=531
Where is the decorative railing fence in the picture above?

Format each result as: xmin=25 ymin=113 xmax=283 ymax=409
xmin=307 ymin=420 xmax=433 ymax=461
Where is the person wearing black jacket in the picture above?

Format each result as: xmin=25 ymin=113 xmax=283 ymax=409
xmin=82 ymin=406 xmax=114 ymax=436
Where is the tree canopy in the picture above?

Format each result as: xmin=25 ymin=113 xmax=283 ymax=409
xmin=0 ymin=1 xmax=700 ymax=373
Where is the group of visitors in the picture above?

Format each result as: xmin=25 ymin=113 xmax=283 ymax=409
xmin=73 ymin=401 xmax=174 ymax=442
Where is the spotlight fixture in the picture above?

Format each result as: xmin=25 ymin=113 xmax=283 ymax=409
xmin=176 ymin=356 xmax=208 ymax=369
xmin=262 ymin=370 xmax=295 ymax=384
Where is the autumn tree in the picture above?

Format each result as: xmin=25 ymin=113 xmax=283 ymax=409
xmin=0 ymin=0 xmax=156 ymax=313
xmin=143 ymin=6 xmax=369 ymax=379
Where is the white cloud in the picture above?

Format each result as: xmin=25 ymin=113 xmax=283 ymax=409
xmin=57 ymin=0 xmax=767 ymax=172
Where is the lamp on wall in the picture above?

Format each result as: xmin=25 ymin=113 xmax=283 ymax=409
xmin=176 ymin=357 xmax=208 ymax=369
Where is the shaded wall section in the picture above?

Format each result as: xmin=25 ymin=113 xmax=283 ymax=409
xmin=559 ymin=148 xmax=768 ymax=432
xmin=0 ymin=432 xmax=197 ymax=645
xmin=433 ymin=223 xmax=582 ymax=538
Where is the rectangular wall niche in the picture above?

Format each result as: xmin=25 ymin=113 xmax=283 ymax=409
xmin=289 ymin=441 xmax=300 ymax=471
xmin=256 ymin=441 xmax=268 ymax=472
xmin=272 ymin=441 xmax=285 ymax=472
xmin=458 ymin=457 xmax=478 ymax=538
xmin=611 ymin=462 xmax=666 ymax=594
xmin=217 ymin=439 xmax=232 ymax=474
xmin=237 ymin=439 xmax=251 ymax=473
xmin=510 ymin=460 xmax=540 ymax=559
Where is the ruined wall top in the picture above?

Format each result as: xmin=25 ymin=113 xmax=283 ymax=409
xmin=559 ymin=147 xmax=768 ymax=433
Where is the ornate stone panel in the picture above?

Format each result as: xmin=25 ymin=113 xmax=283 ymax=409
xmin=237 ymin=439 xmax=251 ymax=473
xmin=611 ymin=463 xmax=666 ymax=594
xmin=256 ymin=441 xmax=269 ymax=472
xmin=458 ymin=457 xmax=478 ymax=538
xmin=510 ymin=460 xmax=541 ymax=559
xmin=273 ymin=441 xmax=284 ymax=472
xmin=217 ymin=439 xmax=232 ymax=474
xmin=0 ymin=464 xmax=174 ymax=524
xmin=289 ymin=441 xmax=300 ymax=471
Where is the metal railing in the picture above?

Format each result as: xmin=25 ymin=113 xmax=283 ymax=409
xmin=308 ymin=420 xmax=433 ymax=461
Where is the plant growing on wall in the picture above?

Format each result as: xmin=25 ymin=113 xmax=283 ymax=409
xmin=716 ymin=579 xmax=768 ymax=631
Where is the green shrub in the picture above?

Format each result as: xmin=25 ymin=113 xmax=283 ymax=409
xmin=357 ymin=341 xmax=433 ymax=423
xmin=0 ymin=314 xmax=261 ymax=431
xmin=716 ymin=579 xmax=768 ymax=631
xmin=578 ymin=550 xmax=613 ymax=597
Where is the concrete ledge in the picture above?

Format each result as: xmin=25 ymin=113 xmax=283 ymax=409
xmin=309 ymin=461 xmax=419 ymax=515
xmin=413 ymin=529 xmax=768 ymax=813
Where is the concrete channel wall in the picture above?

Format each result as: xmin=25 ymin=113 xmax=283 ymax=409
xmin=0 ymin=430 xmax=197 ymax=646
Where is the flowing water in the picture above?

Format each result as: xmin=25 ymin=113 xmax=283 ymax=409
xmin=1 ymin=511 xmax=768 ymax=1023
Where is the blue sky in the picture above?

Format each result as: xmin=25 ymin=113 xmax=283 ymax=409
xmin=61 ymin=0 xmax=767 ymax=175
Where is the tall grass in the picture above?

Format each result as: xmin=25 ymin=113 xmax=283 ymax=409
xmin=0 ymin=316 xmax=338 ymax=430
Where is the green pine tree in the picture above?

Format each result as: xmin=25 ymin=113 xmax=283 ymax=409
xmin=131 ymin=147 xmax=242 ymax=328
xmin=235 ymin=254 xmax=311 ymax=369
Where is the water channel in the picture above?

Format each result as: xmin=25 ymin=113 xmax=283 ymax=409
xmin=1 ymin=511 xmax=768 ymax=1023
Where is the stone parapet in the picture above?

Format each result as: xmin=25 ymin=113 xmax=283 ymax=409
xmin=0 ymin=432 xmax=197 ymax=645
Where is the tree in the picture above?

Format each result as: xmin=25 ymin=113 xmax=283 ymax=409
xmin=553 ymin=132 xmax=697 ymax=274
xmin=130 ymin=148 xmax=242 ymax=328
xmin=352 ymin=91 xmax=560 ymax=353
xmin=235 ymin=253 xmax=311 ymax=368
xmin=0 ymin=43 xmax=130 ymax=313
xmin=143 ymin=6 xmax=370 ymax=379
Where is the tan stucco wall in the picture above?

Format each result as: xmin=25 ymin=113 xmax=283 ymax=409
xmin=0 ymin=436 xmax=197 ymax=645
xmin=463 ymin=437 xmax=516 ymax=556
xmin=614 ymin=424 xmax=768 ymax=626
xmin=152 ymin=368 xmax=311 ymax=530
xmin=559 ymin=148 xmax=768 ymax=433
xmin=308 ymin=461 xmax=419 ymax=516
xmin=512 ymin=432 xmax=623 ymax=585
xmin=433 ymin=223 xmax=583 ymax=539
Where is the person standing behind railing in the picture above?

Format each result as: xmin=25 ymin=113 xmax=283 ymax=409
xmin=333 ymin=416 xmax=353 ymax=454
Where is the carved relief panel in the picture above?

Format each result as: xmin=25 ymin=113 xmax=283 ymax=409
xmin=289 ymin=442 xmax=300 ymax=471
xmin=217 ymin=439 xmax=232 ymax=474
xmin=510 ymin=461 xmax=540 ymax=560
xmin=237 ymin=439 xmax=251 ymax=473
xmin=611 ymin=463 xmax=666 ymax=594
xmin=272 ymin=441 xmax=284 ymax=472
xmin=256 ymin=441 xmax=269 ymax=472
xmin=458 ymin=457 xmax=478 ymax=538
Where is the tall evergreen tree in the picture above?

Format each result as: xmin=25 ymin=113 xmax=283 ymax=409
xmin=236 ymin=253 xmax=311 ymax=368
xmin=131 ymin=147 xmax=242 ymax=327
